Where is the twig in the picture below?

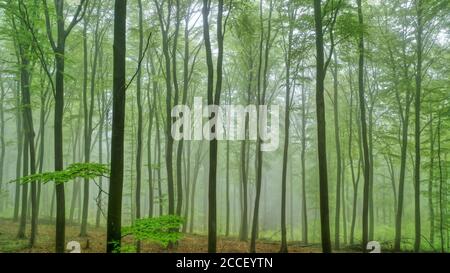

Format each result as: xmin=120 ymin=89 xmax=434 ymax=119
xmin=125 ymin=33 xmax=153 ymax=91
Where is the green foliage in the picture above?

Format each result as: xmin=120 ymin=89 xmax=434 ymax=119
xmin=122 ymin=215 xmax=184 ymax=248
xmin=10 ymin=162 xmax=110 ymax=185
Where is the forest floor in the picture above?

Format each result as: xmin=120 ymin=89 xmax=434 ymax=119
xmin=0 ymin=218 xmax=353 ymax=253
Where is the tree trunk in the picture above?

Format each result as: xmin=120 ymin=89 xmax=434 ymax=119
xmin=13 ymin=82 xmax=22 ymax=222
xmin=146 ymin=66 xmax=154 ymax=218
xmin=437 ymin=113 xmax=443 ymax=252
xmin=106 ymin=0 xmax=127 ymax=253
xmin=21 ymin=55 xmax=37 ymax=248
xmin=172 ymin=0 xmax=183 ymax=217
xmin=301 ymin=72 xmax=308 ymax=244
xmin=202 ymin=0 xmax=225 ymax=253
xmin=155 ymin=0 xmax=175 ymax=215
xmin=226 ymin=140 xmax=230 ymax=237
xmin=413 ymin=0 xmax=423 ymax=252
xmin=356 ymin=0 xmax=371 ymax=252
xmin=280 ymin=5 xmax=294 ymax=252
xmin=54 ymin=14 xmax=66 ymax=255
xmin=313 ymin=0 xmax=332 ymax=253
xmin=17 ymin=137 xmax=29 ymax=239
xmin=250 ymin=0 xmax=273 ymax=253
xmin=0 ymin=80 xmax=5 ymax=213
xmin=333 ymin=53 xmax=342 ymax=249
xmin=428 ymin=110 xmax=435 ymax=245
xmin=135 ymin=0 xmax=144 ymax=253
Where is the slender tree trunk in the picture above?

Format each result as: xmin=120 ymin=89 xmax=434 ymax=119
xmin=134 ymin=0 xmax=144 ymax=253
xmin=428 ymin=110 xmax=435 ymax=245
xmin=367 ymin=74 xmax=375 ymax=240
xmin=146 ymin=68 xmax=154 ymax=218
xmin=156 ymin=0 xmax=175 ymax=215
xmin=189 ymin=144 xmax=203 ymax=233
xmin=240 ymin=59 xmax=253 ymax=242
xmin=414 ymin=0 xmax=423 ymax=252
xmin=156 ymin=99 xmax=163 ymax=216
xmin=356 ymin=0 xmax=371 ymax=252
xmin=280 ymin=6 xmax=294 ymax=252
xmin=368 ymin=105 xmax=374 ymax=241
xmin=96 ymin=47 xmax=106 ymax=228
xmin=80 ymin=19 xmax=89 ymax=237
xmin=225 ymin=140 xmax=230 ymax=236
xmin=17 ymin=137 xmax=29 ymax=239
xmin=13 ymin=82 xmax=23 ymax=222
xmin=202 ymin=0 xmax=225 ymax=253
xmin=437 ymin=113 xmax=443 ymax=252
xmin=385 ymin=155 xmax=397 ymax=215
xmin=333 ymin=53 xmax=342 ymax=249
xmin=301 ymin=73 xmax=308 ymax=244
xmin=69 ymin=111 xmax=82 ymax=224
xmin=36 ymin=77 xmax=50 ymax=219
xmin=96 ymin=101 xmax=104 ymax=228
xmin=172 ymin=0 xmax=183 ymax=217
xmin=342 ymin=151 xmax=348 ymax=246
xmin=182 ymin=142 xmax=191 ymax=233
xmin=0 ymin=80 xmax=5 ymax=213
xmin=250 ymin=0 xmax=273 ymax=253
xmin=21 ymin=57 xmax=37 ymax=248
xmin=313 ymin=0 xmax=332 ymax=253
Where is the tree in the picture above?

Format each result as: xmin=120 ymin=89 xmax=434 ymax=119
xmin=279 ymin=0 xmax=295 ymax=253
xmin=135 ymin=0 xmax=144 ymax=252
xmin=313 ymin=0 xmax=336 ymax=253
xmin=413 ymin=0 xmax=423 ymax=252
xmin=154 ymin=0 xmax=175 ymax=215
xmin=250 ymin=0 xmax=273 ymax=253
xmin=332 ymin=52 xmax=342 ymax=249
xmin=11 ymin=4 xmax=38 ymax=247
xmin=356 ymin=0 xmax=371 ymax=252
xmin=0 ymin=79 xmax=5 ymax=213
xmin=41 ymin=0 xmax=89 ymax=253
xmin=106 ymin=0 xmax=127 ymax=253
xmin=202 ymin=0 xmax=228 ymax=253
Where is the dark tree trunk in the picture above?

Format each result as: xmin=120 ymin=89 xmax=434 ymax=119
xmin=13 ymin=82 xmax=23 ymax=222
xmin=20 ymin=54 xmax=37 ymax=247
xmin=69 ymin=111 xmax=82 ymax=224
xmin=42 ymin=0 xmax=88 ymax=253
xmin=172 ymin=0 xmax=183 ymax=217
xmin=106 ymin=0 xmax=127 ymax=253
xmin=155 ymin=0 xmax=175 ymax=215
xmin=226 ymin=140 xmax=230 ymax=237
xmin=413 ymin=0 xmax=423 ymax=252
xmin=250 ymin=0 xmax=273 ymax=253
xmin=356 ymin=0 xmax=371 ymax=252
xmin=17 ymin=137 xmax=29 ymax=239
xmin=146 ymin=66 xmax=154 ymax=218
xmin=437 ymin=113 xmax=444 ymax=252
xmin=280 ymin=4 xmax=294 ymax=252
xmin=0 ymin=80 xmax=5 ymax=213
xmin=313 ymin=0 xmax=332 ymax=253
xmin=393 ymin=73 xmax=413 ymax=251
xmin=202 ymin=0 xmax=225 ymax=253
xmin=428 ymin=110 xmax=435 ymax=245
